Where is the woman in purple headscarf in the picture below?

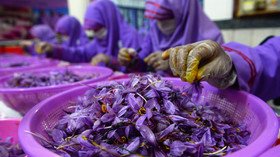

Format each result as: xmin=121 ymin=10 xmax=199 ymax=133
xmin=20 ymin=24 xmax=56 ymax=55
xmin=118 ymin=0 xmax=223 ymax=74
xmin=55 ymin=15 xmax=89 ymax=47
xmin=30 ymin=24 xmax=56 ymax=42
xmin=37 ymin=0 xmax=141 ymax=69
xmin=83 ymin=0 xmax=141 ymax=66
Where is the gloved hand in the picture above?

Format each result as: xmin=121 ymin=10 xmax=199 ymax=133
xmin=162 ymin=40 xmax=237 ymax=89
xmin=91 ymin=53 xmax=111 ymax=66
xmin=35 ymin=42 xmax=53 ymax=54
xmin=144 ymin=51 xmax=169 ymax=71
xmin=118 ymin=48 xmax=137 ymax=66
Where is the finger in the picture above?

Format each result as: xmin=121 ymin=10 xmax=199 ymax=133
xmin=153 ymin=60 xmax=161 ymax=69
xmin=185 ymin=42 xmax=216 ymax=83
xmin=119 ymin=48 xmax=130 ymax=57
xmin=197 ymin=64 xmax=207 ymax=81
xmin=198 ymin=56 xmax=231 ymax=82
xmin=118 ymin=52 xmax=132 ymax=62
xmin=119 ymin=52 xmax=131 ymax=59
xmin=162 ymin=50 xmax=170 ymax=60
xmin=144 ymin=53 xmax=158 ymax=63
xmin=172 ymin=45 xmax=194 ymax=79
xmin=169 ymin=47 xmax=179 ymax=76
xmin=91 ymin=60 xmax=97 ymax=65
xmin=154 ymin=60 xmax=169 ymax=71
xmin=163 ymin=41 xmax=204 ymax=60
xmin=118 ymin=55 xmax=131 ymax=63
xmin=177 ymin=47 xmax=189 ymax=81
xmin=197 ymin=60 xmax=219 ymax=88
xmin=118 ymin=55 xmax=133 ymax=66
xmin=92 ymin=58 xmax=102 ymax=65
xmin=37 ymin=44 xmax=46 ymax=54
xmin=127 ymin=48 xmax=137 ymax=56
xmin=146 ymin=54 xmax=160 ymax=67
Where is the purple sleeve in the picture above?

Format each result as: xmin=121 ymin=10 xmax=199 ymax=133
xmin=223 ymin=37 xmax=280 ymax=101
xmin=138 ymin=34 xmax=153 ymax=60
xmin=50 ymin=43 xmax=97 ymax=63
xmin=26 ymin=43 xmax=36 ymax=56
xmin=98 ymin=56 xmax=126 ymax=72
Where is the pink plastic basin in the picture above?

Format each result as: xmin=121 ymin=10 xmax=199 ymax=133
xmin=0 ymin=56 xmax=59 ymax=76
xmin=259 ymin=145 xmax=280 ymax=157
xmin=19 ymin=78 xmax=279 ymax=157
xmin=0 ymin=65 xmax=113 ymax=114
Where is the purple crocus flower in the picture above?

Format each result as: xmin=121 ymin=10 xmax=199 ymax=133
xmin=40 ymin=74 xmax=250 ymax=157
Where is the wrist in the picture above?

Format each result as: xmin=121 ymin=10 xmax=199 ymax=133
xmin=221 ymin=53 xmax=237 ymax=89
xmin=225 ymin=66 xmax=237 ymax=88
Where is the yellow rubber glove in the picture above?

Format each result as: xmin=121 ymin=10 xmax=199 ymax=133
xmin=118 ymin=48 xmax=137 ymax=66
xmin=162 ymin=40 xmax=236 ymax=89
xmin=35 ymin=42 xmax=53 ymax=54
xmin=144 ymin=51 xmax=169 ymax=71
xmin=91 ymin=53 xmax=111 ymax=66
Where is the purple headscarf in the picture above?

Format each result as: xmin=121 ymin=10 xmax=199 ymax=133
xmin=139 ymin=0 xmax=224 ymax=58
xmin=55 ymin=15 xmax=89 ymax=47
xmin=84 ymin=0 xmax=141 ymax=57
xmin=30 ymin=24 xmax=56 ymax=42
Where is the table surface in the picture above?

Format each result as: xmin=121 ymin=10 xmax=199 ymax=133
xmin=0 ymin=101 xmax=22 ymax=119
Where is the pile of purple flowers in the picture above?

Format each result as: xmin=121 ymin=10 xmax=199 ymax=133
xmin=6 ymin=70 xmax=95 ymax=88
xmin=0 ymin=137 xmax=25 ymax=157
xmin=43 ymin=74 xmax=250 ymax=157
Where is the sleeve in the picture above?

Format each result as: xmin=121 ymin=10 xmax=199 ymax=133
xmin=25 ymin=43 xmax=36 ymax=56
xmin=138 ymin=34 xmax=154 ymax=60
xmin=98 ymin=56 xmax=126 ymax=72
xmin=120 ymin=23 xmax=142 ymax=51
xmin=50 ymin=42 xmax=98 ymax=63
xmin=222 ymin=36 xmax=280 ymax=101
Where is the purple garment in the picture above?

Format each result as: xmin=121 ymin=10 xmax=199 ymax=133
xmin=224 ymin=36 xmax=280 ymax=101
xmin=29 ymin=25 xmax=56 ymax=56
xmin=55 ymin=15 xmax=89 ymax=47
xmin=30 ymin=25 xmax=56 ymax=42
xmin=84 ymin=0 xmax=141 ymax=56
xmin=139 ymin=0 xmax=224 ymax=59
xmin=51 ymin=0 xmax=141 ymax=65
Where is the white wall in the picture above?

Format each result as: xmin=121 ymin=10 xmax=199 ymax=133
xmin=222 ymin=28 xmax=280 ymax=46
xmin=202 ymin=0 xmax=280 ymax=46
xmin=67 ymin=0 xmax=91 ymax=24
xmin=203 ymin=0 xmax=234 ymax=21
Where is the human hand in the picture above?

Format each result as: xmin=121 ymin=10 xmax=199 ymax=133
xmin=35 ymin=42 xmax=53 ymax=54
xmin=91 ymin=53 xmax=111 ymax=66
xmin=162 ymin=40 xmax=236 ymax=89
xmin=144 ymin=51 xmax=169 ymax=71
xmin=118 ymin=48 xmax=137 ymax=66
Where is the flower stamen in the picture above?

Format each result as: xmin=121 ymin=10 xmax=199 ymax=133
xmin=138 ymin=107 xmax=146 ymax=115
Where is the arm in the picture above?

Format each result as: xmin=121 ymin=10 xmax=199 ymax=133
xmin=162 ymin=37 xmax=280 ymax=101
xmin=223 ymin=37 xmax=280 ymax=100
xmin=49 ymin=42 xmax=98 ymax=63
xmin=138 ymin=34 xmax=153 ymax=60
